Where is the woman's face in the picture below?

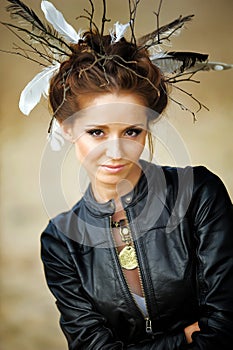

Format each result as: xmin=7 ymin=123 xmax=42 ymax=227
xmin=69 ymin=93 xmax=148 ymax=198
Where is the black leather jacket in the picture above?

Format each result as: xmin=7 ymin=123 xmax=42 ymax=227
xmin=41 ymin=161 xmax=233 ymax=349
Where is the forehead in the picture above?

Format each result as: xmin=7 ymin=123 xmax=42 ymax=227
xmin=71 ymin=93 xmax=149 ymax=127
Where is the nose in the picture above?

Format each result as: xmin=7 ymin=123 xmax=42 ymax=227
xmin=105 ymin=138 xmax=123 ymax=159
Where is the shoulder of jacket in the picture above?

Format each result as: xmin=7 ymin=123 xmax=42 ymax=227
xmin=155 ymin=164 xmax=230 ymax=208
xmin=160 ymin=164 xmax=222 ymax=187
xmin=191 ymin=165 xmax=227 ymax=194
xmin=41 ymin=198 xmax=85 ymax=243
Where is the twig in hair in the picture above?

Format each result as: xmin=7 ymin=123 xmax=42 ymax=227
xmin=1 ymin=23 xmax=55 ymax=65
xmin=77 ymin=0 xmax=99 ymax=34
xmin=166 ymin=65 xmax=209 ymax=84
xmin=50 ymin=66 xmax=74 ymax=121
xmin=128 ymin=0 xmax=141 ymax=45
xmin=138 ymin=14 xmax=194 ymax=49
xmin=13 ymin=43 xmax=53 ymax=63
xmin=78 ymin=55 xmax=103 ymax=78
xmin=112 ymin=55 xmax=160 ymax=101
xmin=168 ymin=82 xmax=209 ymax=121
xmin=167 ymin=75 xmax=200 ymax=85
xmin=76 ymin=15 xmax=99 ymax=34
xmin=5 ymin=0 xmax=73 ymax=53
xmin=100 ymin=0 xmax=110 ymax=37
xmin=101 ymin=57 xmax=111 ymax=86
xmin=153 ymin=0 xmax=163 ymax=44
xmin=169 ymin=94 xmax=197 ymax=121
xmin=1 ymin=21 xmax=71 ymax=61
xmin=88 ymin=0 xmax=95 ymax=34
xmin=0 ymin=48 xmax=48 ymax=66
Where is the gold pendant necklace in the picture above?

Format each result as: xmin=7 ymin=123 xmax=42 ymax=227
xmin=119 ymin=246 xmax=138 ymax=270
xmin=111 ymin=219 xmax=138 ymax=270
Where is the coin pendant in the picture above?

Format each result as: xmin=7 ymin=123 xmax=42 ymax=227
xmin=119 ymin=246 xmax=138 ymax=270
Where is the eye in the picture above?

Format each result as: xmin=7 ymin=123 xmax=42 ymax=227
xmin=125 ymin=128 xmax=143 ymax=137
xmin=86 ymin=129 xmax=104 ymax=137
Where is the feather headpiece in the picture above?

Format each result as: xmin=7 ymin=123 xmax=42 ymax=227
xmin=1 ymin=0 xmax=232 ymax=151
xmin=110 ymin=21 xmax=131 ymax=43
xmin=19 ymin=63 xmax=60 ymax=116
xmin=41 ymin=1 xmax=84 ymax=44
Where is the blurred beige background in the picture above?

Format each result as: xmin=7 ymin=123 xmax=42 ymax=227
xmin=0 ymin=0 xmax=232 ymax=349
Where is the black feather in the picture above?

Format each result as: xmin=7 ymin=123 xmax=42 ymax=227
xmin=152 ymin=51 xmax=209 ymax=74
xmin=6 ymin=0 xmax=46 ymax=32
xmin=168 ymin=51 xmax=208 ymax=72
xmin=138 ymin=14 xmax=194 ymax=47
xmin=4 ymin=0 xmax=73 ymax=55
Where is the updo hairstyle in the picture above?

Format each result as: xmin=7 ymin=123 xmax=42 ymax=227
xmin=49 ymin=32 xmax=168 ymax=124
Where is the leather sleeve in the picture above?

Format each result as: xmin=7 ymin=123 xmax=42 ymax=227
xmin=41 ymin=225 xmax=123 ymax=350
xmin=185 ymin=167 xmax=233 ymax=349
xmin=127 ymin=332 xmax=187 ymax=349
xmin=41 ymin=223 xmax=186 ymax=350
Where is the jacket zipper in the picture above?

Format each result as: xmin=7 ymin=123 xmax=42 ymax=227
xmin=109 ymin=216 xmax=153 ymax=335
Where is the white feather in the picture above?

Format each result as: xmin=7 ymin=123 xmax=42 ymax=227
xmin=160 ymin=28 xmax=182 ymax=41
xmin=48 ymin=119 xmax=65 ymax=151
xmin=149 ymin=52 xmax=170 ymax=61
xmin=110 ymin=21 xmax=130 ymax=43
xmin=19 ymin=63 xmax=60 ymax=116
xmin=152 ymin=57 xmax=183 ymax=74
xmin=41 ymin=1 xmax=83 ymax=43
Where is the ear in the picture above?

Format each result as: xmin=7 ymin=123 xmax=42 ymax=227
xmin=60 ymin=123 xmax=74 ymax=143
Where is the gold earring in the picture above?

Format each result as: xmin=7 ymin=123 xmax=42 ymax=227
xmin=147 ymin=131 xmax=155 ymax=162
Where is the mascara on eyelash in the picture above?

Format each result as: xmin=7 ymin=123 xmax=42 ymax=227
xmin=86 ymin=129 xmax=104 ymax=134
xmin=125 ymin=128 xmax=143 ymax=135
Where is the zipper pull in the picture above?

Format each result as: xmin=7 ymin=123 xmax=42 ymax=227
xmin=145 ymin=317 xmax=153 ymax=334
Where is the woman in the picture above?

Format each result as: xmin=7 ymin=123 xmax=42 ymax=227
xmin=40 ymin=33 xmax=233 ymax=349
xmin=3 ymin=1 xmax=232 ymax=348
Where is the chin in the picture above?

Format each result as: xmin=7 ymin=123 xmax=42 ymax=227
xmin=95 ymin=174 xmax=126 ymax=185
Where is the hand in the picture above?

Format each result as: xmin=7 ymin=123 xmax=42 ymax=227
xmin=184 ymin=321 xmax=200 ymax=344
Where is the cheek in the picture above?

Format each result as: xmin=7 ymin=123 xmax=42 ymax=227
xmin=74 ymin=140 xmax=88 ymax=162
xmin=123 ymin=135 xmax=146 ymax=158
xmin=74 ymin=138 xmax=104 ymax=164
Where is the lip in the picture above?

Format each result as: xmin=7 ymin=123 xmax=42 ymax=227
xmin=101 ymin=164 xmax=127 ymax=174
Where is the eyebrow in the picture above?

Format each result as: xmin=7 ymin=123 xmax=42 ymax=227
xmin=85 ymin=123 xmax=145 ymax=128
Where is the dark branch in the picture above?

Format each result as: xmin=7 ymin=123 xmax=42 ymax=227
xmin=138 ymin=14 xmax=194 ymax=47
xmin=128 ymin=0 xmax=141 ymax=45
xmin=76 ymin=14 xmax=99 ymax=34
xmin=86 ymin=0 xmax=95 ymax=33
xmin=1 ymin=23 xmax=55 ymax=64
xmin=100 ymin=0 xmax=110 ymax=37
xmin=153 ymin=0 xmax=163 ymax=44
xmin=5 ymin=0 xmax=73 ymax=52
xmin=1 ymin=22 xmax=71 ymax=58
xmin=168 ymin=82 xmax=209 ymax=121
xmin=77 ymin=0 xmax=99 ymax=35
xmin=0 ymin=48 xmax=49 ymax=66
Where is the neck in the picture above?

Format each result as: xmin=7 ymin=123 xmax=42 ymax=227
xmin=91 ymin=182 xmax=126 ymax=213
xmin=90 ymin=166 xmax=142 ymax=209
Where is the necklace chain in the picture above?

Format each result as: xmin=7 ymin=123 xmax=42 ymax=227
xmin=112 ymin=219 xmax=131 ymax=243
xmin=111 ymin=217 xmax=138 ymax=270
xmin=111 ymin=219 xmax=127 ymax=228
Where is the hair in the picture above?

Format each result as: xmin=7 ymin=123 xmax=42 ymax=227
xmin=49 ymin=32 xmax=168 ymax=125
